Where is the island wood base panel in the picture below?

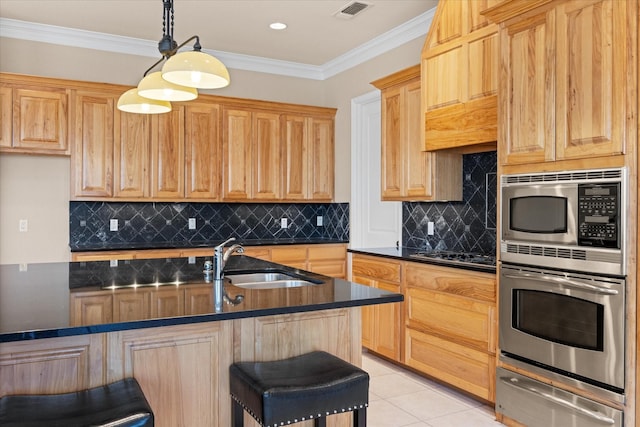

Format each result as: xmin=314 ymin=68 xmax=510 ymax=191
xmin=0 ymin=307 xmax=362 ymax=427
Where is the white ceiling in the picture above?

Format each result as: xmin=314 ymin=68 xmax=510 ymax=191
xmin=0 ymin=0 xmax=438 ymax=79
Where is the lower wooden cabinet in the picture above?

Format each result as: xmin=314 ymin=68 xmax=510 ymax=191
xmin=404 ymin=262 xmax=497 ymax=402
xmin=351 ymin=254 xmax=403 ymax=362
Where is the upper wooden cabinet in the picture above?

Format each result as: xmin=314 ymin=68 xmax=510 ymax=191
xmin=372 ymin=66 xmax=462 ymax=201
xmin=223 ymin=105 xmax=335 ymax=202
xmin=185 ymin=103 xmax=221 ymax=200
xmin=0 ymin=77 xmax=70 ymax=155
xmin=282 ymin=115 xmax=334 ymax=202
xmin=151 ymin=106 xmax=185 ymax=199
xmin=484 ymin=0 xmax=636 ymax=168
xmin=421 ymin=0 xmax=499 ymax=151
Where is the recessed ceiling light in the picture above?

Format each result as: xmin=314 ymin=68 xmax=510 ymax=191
xmin=269 ymin=22 xmax=287 ymax=30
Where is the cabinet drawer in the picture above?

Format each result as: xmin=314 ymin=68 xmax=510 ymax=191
xmin=271 ymin=247 xmax=307 ymax=262
xmin=405 ymin=328 xmax=494 ymax=401
xmin=308 ymin=260 xmax=346 ymax=279
xmin=405 ymin=263 xmax=495 ymax=302
xmin=406 ymin=287 xmax=494 ymax=353
xmin=351 ymin=255 xmax=401 ymax=283
xmin=307 ymin=244 xmax=346 ymax=260
xmin=241 ymin=247 xmax=271 ymax=260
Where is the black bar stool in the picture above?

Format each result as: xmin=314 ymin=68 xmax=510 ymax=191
xmin=230 ymin=351 xmax=369 ymax=427
xmin=0 ymin=377 xmax=154 ymax=427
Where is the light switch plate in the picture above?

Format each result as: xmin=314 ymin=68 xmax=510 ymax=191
xmin=188 ymin=218 xmax=196 ymax=230
xmin=281 ymin=218 xmax=288 ymax=228
xmin=110 ymin=219 xmax=118 ymax=232
xmin=427 ymin=221 xmax=434 ymax=235
xmin=316 ymin=216 xmax=323 ymax=226
xmin=19 ymin=219 xmax=28 ymax=232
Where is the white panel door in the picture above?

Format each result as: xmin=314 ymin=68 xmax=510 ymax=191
xmin=350 ymin=91 xmax=401 ymax=249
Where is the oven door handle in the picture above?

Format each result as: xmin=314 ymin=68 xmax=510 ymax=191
xmin=502 ymin=272 xmax=619 ymax=295
xmin=499 ymin=375 xmax=616 ymax=425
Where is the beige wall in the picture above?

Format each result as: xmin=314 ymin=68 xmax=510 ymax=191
xmin=0 ymin=35 xmax=423 ymax=264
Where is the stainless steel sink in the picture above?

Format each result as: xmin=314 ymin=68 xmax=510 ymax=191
xmin=225 ymin=272 xmax=321 ymax=289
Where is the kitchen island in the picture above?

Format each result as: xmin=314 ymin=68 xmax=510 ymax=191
xmin=0 ymin=255 xmax=402 ymax=427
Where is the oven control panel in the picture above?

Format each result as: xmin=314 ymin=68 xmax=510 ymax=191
xmin=578 ymin=183 xmax=620 ymax=248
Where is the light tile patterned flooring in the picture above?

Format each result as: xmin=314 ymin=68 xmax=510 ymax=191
xmin=362 ymin=351 xmax=504 ymax=427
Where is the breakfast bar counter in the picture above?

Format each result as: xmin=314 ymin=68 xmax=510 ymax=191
xmin=0 ymin=255 xmax=402 ymax=426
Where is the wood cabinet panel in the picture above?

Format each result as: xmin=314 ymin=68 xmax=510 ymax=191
xmin=0 ymin=86 xmax=13 ymax=148
xmin=70 ymin=292 xmax=113 ymax=326
xmin=282 ymin=115 xmax=308 ymax=200
xmin=486 ymin=0 xmax=634 ymax=168
xmin=185 ymin=103 xmax=221 ymax=200
xmin=373 ymin=66 xmax=463 ymax=201
xmin=222 ymin=108 xmax=252 ymax=200
xmin=0 ymin=334 xmax=105 ymax=397
xmin=151 ymin=107 xmax=184 ymax=198
xmin=252 ymin=111 xmax=281 ymax=200
xmin=72 ymin=91 xmax=115 ymax=197
xmin=351 ymin=254 xmax=401 ymax=282
xmin=113 ymin=291 xmax=151 ymax=322
xmin=308 ymin=117 xmax=334 ymax=201
xmin=12 ymin=87 xmax=69 ymax=153
xmin=150 ymin=287 xmax=184 ymax=318
xmin=107 ymin=322 xmax=233 ymax=427
xmin=405 ymin=328 xmax=494 ymax=401
xmin=114 ymin=113 xmax=150 ymax=198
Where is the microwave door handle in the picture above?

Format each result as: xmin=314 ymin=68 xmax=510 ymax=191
xmin=499 ymin=375 xmax=616 ymax=425
xmin=501 ymin=272 xmax=619 ymax=295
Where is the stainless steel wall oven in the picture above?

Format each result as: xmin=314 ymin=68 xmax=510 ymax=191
xmin=497 ymin=168 xmax=627 ymax=426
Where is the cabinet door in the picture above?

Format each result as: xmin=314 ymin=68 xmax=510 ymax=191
xmin=113 ymin=291 xmax=151 ymax=322
xmin=222 ymin=108 xmax=252 ymax=200
xmin=381 ymin=85 xmax=404 ymax=199
xmin=69 ymin=292 xmax=114 ymax=326
xmin=73 ymin=91 xmax=116 ymax=197
xmin=12 ymin=87 xmax=69 ymax=153
xmin=0 ymin=86 xmax=12 ymax=148
xmin=151 ymin=287 xmax=184 ymax=318
xmin=151 ymin=106 xmax=184 ymax=198
xmin=282 ymin=115 xmax=308 ymax=200
xmin=308 ymin=117 xmax=334 ymax=201
xmin=500 ymin=11 xmax=555 ymax=165
xmin=252 ymin=111 xmax=281 ymax=200
xmin=271 ymin=246 xmax=307 ymax=270
xmin=185 ymin=103 xmax=221 ymax=200
xmin=555 ymin=0 xmax=625 ymax=160
xmin=404 ymin=79 xmax=434 ymax=198
xmin=114 ymin=112 xmax=150 ymax=198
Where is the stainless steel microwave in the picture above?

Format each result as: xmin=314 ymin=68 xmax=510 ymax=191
xmin=500 ymin=168 xmax=627 ymax=276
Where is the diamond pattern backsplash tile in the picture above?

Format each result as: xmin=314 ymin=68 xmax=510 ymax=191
xmin=70 ymin=202 xmax=349 ymax=250
xmin=403 ymin=151 xmax=497 ymax=254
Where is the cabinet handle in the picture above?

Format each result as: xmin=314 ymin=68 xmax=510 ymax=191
xmin=502 ymin=272 xmax=618 ymax=295
xmin=499 ymin=375 xmax=616 ymax=425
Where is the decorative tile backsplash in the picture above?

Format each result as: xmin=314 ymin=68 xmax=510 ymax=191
xmin=70 ymin=202 xmax=349 ymax=250
xmin=402 ymin=151 xmax=497 ymax=254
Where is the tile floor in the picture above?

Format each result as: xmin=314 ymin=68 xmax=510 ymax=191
xmin=362 ymin=351 xmax=504 ymax=427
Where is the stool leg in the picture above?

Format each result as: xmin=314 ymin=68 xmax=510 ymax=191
xmin=232 ymin=399 xmax=245 ymax=427
xmin=314 ymin=416 xmax=327 ymax=427
xmin=354 ymin=408 xmax=367 ymax=427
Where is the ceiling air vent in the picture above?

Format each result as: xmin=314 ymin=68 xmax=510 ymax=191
xmin=334 ymin=1 xmax=372 ymax=19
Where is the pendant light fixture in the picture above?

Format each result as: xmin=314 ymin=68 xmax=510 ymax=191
xmin=117 ymin=0 xmax=230 ymax=114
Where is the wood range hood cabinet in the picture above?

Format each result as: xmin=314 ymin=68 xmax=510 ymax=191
xmin=421 ymin=0 xmax=500 ymax=152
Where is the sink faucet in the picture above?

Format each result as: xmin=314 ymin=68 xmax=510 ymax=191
xmin=213 ymin=237 xmax=245 ymax=280
xmin=212 ymin=238 xmax=244 ymax=312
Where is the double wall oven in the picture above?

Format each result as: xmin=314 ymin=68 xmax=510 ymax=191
xmin=497 ymin=168 xmax=627 ymax=427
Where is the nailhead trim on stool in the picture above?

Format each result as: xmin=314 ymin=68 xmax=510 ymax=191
xmin=229 ymin=351 xmax=369 ymax=427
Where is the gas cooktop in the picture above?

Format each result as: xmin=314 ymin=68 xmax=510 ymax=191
xmin=409 ymin=251 xmax=496 ymax=267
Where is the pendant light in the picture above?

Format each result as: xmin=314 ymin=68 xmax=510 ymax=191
xmin=117 ymin=0 xmax=230 ymax=114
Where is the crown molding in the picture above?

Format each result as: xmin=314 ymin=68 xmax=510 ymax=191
xmin=0 ymin=8 xmax=434 ymax=81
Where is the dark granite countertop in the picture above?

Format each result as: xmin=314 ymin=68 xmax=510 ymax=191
xmin=69 ymin=238 xmax=349 ymax=252
xmin=348 ymin=247 xmax=497 ymax=274
xmin=0 ymin=255 xmax=401 ymax=343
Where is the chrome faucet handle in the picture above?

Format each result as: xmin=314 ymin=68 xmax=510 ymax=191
xmin=214 ymin=237 xmax=236 ymax=253
xmin=223 ymin=244 xmax=244 ymax=262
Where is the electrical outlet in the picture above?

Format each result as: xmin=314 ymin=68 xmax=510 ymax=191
xmin=188 ymin=256 xmax=196 ymax=264
xmin=280 ymin=218 xmax=288 ymax=229
xmin=110 ymin=219 xmax=118 ymax=231
xmin=109 ymin=259 xmax=118 ymax=267
xmin=316 ymin=216 xmax=323 ymax=227
xmin=19 ymin=219 xmax=28 ymax=232
xmin=427 ymin=221 xmax=435 ymax=236
xmin=188 ymin=218 xmax=196 ymax=230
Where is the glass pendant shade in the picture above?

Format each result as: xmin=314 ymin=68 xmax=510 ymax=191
xmin=137 ymin=72 xmax=198 ymax=101
xmin=162 ymin=51 xmax=230 ymax=89
xmin=117 ymin=89 xmax=172 ymax=114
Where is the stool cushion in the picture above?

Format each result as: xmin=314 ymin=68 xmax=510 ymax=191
xmin=230 ymin=351 xmax=369 ymax=426
xmin=0 ymin=378 xmax=154 ymax=427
